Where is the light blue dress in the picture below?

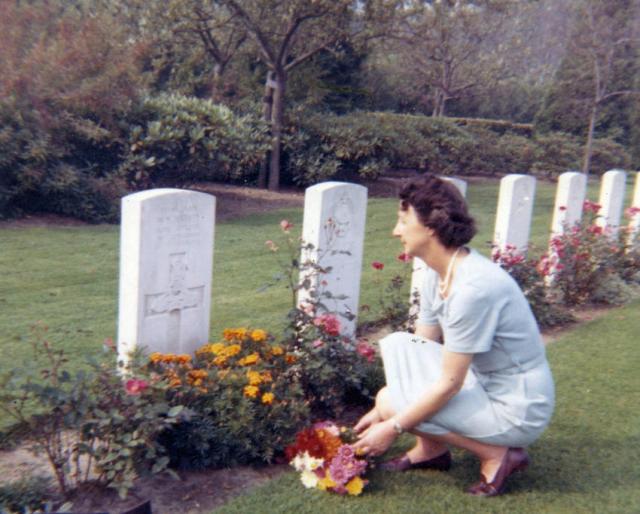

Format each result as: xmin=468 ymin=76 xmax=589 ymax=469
xmin=380 ymin=249 xmax=555 ymax=447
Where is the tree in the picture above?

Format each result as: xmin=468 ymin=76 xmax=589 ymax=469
xmin=216 ymin=0 xmax=392 ymax=190
xmin=537 ymin=0 xmax=640 ymax=175
xmin=392 ymin=0 xmax=514 ymax=117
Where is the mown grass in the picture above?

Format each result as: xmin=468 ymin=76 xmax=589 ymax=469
xmin=216 ymin=299 xmax=640 ymax=514
xmin=0 ymin=176 xmax=635 ymax=431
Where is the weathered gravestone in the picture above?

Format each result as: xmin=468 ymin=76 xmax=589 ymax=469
xmin=629 ymin=171 xmax=640 ymax=245
xmin=493 ymin=174 xmax=536 ymax=254
xmin=550 ymin=171 xmax=587 ymax=236
xmin=298 ymin=182 xmax=367 ymax=339
xmin=595 ymin=169 xmax=626 ymax=234
xmin=410 ymin=177 xmax=468 ymax=317
xmin=117 ymin=189 xmax=215 ymax=364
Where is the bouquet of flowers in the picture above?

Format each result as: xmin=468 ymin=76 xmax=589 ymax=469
xmin=285 ymin=421 xmax=369 ymax=496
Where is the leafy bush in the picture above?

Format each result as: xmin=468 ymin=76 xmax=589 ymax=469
xmin=0 ymin=327 xmax=182 ymax=500
xmin=150 ymin=329 xmax=309 ymax=469
xmin=119 ymin=94 xmax=270 ymax=189
xmin=589 ymin=137 xmax=632 ymax=175
xmin=0 ymin=4 xmax=144 ymax=221
xmin=530 ymin=132 xmax=582 ymax=178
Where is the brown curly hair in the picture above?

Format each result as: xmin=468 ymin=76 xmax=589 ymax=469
xmin=399 ymin=175 xmax=476 ymax=248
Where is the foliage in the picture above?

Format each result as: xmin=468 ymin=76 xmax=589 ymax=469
xmin=0 ymin=476 xmax=52 ymax=513
xmin=0 ymin=2 xmax=145 ymax=221
xmin=119 ymin=94 xmax=270 ymax=189
xmin=262 ymin=220 xmax=380 ymax=416
xmin=0 ymin=327 xmax=181 ymax=500
xmin=491 ymin=245 xmax=574 ymax=329
xmin=151 ymin=330 xmax=309 ymax=469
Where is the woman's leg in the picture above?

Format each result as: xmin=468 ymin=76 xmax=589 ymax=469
xmin=374 ymin=386 xmax=507 ymax=480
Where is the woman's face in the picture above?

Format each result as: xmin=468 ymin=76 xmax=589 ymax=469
xmin=392 ymin=203 xmax=432 ymax=257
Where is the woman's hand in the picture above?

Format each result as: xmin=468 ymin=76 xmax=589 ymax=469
xmin=354 ymin=407 xmax=382 ymax=434
xmin=352 ymin=419 xmax=397 ymax=457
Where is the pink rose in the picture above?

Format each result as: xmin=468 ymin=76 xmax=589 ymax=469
xmin=280 ymin=219 xmax=293 ymax=232
xmin=356 ymin=340 xmax=376 ymax=363
xmin=125 ymin=378 xmax=149 ymax=395
xmin=313 ymin=313 xmax=341 ymax=336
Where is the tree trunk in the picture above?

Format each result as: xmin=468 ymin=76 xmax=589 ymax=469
xmin=211 ymin=63 xmax=223 ymax=103
xmin=268 ymin=70 xmax=286 ymax=191
xmin=582 ymin=104 xmax=598 ymax=177
xmin=258 ymin=71 xmax=275 ymax=189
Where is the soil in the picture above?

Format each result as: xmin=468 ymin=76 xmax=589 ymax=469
xmin=0 ymin=179 xmax=619 ymax=513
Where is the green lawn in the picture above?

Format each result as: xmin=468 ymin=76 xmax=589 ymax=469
xmin=216 ymin=299 xmax=640 ymax=514
xmin=0 ymin=176 xmax=635 ymax=429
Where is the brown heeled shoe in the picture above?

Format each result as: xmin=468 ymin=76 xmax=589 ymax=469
xmin=380 ymin=450 xmax=452 ymax=472
xmin=466 ymin=447 xmax=529 ymax=497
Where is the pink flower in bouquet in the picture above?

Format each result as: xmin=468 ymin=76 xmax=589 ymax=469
xmin=313 ymin=313 xmax=341 ymax=336
xmin=125 ymin=378 xmax=149 ymax=395
xmin=356 ymin=340 xmax=376 ymax=363
xmin=280 ymin=219 xmax=293 ymax=232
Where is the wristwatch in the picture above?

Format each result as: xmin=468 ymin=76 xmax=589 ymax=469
xmin=392 ymin=419 xmax=404 ymax=435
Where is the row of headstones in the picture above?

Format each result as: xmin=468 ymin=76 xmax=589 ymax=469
xmin=116 ymin=172 xmax=640 ymax=362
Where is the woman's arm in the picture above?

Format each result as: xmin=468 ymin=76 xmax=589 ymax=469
xmin=353 ymin=349 xmax=473 ymax=455
xmin=415 ymin=323 xmax=443 ymax=343
xmin=393 ymin=350 xmax=472 ymax=431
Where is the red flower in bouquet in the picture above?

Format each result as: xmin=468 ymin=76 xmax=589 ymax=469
xmin=286 ymin=421 xmax=370 ymax=496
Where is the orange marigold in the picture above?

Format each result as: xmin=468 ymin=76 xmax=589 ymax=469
xmin=261 ymin=392 xmax=275 ymax=405
xmin=223 ymin=328 xmax=248 ymax=341
xmin=285 ymin=354 xmax=297 ymax=364
xmin=270 ymin=345 xmax=284 ymax=356
xmin=149 ymin=352 xmax=163 ymax=364
xmin=243 ymin=385 xmax=259 ymax=398
xmin=250 ymin=329 xmax=268 ymax=342
xmin=177 ymin=354 xmax=192 ymax=365
xmin=260 ymin=371 xmax=273 ymax=383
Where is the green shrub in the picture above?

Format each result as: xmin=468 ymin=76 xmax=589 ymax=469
xmin=119 ymin=94 xmax=270 ymax=189
xmin=530 ymin=132 xmax=583 ymax=178
xmin=589 ymin=137 xmax=632 ymax=174
xmin=149 ymin=329 xmax=309 ymax=469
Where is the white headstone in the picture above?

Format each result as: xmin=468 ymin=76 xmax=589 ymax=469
xmin=550 ymin=172 xmax=587 ymax=235
xmin=441 ymin=176 xmax=468 ymax=198
xmin=628 ymin=171 xmax=640 ymax=246
xmin=493 ymin=174 xmax=536 ymax=254
xmin=118 ymin=189 xmax=215 ymax=364
xmin=410 ymin=177 xmax=468 ymax=318
xmin=298 ymin=182 xmax=367 ymax=339
xmin=595 ymin=169 xmax=626 ymax=234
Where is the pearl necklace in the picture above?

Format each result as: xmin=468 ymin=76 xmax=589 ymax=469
xmin=438 ymin=247 xmax=462 ymax=297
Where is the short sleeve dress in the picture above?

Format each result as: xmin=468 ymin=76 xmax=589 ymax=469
xmin=379 ymin=249 xmax=555 ymax=447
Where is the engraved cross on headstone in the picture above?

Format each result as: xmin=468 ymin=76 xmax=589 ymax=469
xmin=144 ymin=253 xmax=204 ymax=352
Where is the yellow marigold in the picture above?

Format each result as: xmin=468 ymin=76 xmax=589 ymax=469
xmin=260 ymin=371 xmax=273 ymax=383
xmin=238 ymin=353 xmax=260 ymax=366
xmin=317 ymin=474 xmax=337 ymax=491
xmin=187 ymin=369 xmax=208 ymax=384
xmin=261 ymin=392 xmax=275 ymax=405
xmin=246 ymin=370 xmax=262 ymax=386
xmin=243 ymin=385 xmax=259 ymax=398
xmin=208 ymin=342 xmax=226 ymax=355
xmin=345 ymin=476 xmax=365 ymax=496
xmin=222 ymin=344 xmax=241 ymax=357
xmin=285 ymin=354 xmax=297 ymax=364
xmin=149 ymin=352 xmax=163 ymax=364
xmin=213 ymin=355 xmax=228 ymax=367
xmin=250 ymin=329 xmax=268 ymax=342
xmin=162 ymin=353 xmax=177 ymax=363
xmin=270 ymin=345 xmax=284 ymax=356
